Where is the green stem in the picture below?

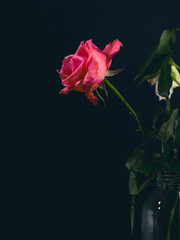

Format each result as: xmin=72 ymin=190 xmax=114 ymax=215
xmin=166 ymin=98 xmax=171 ymax=112
xmin=130 ymin=195 xmax=135 ymax=238
xmin=166 ymin=192 xmax=179 ymax=240
xmin=178 ymin=192 xmax=180 ymax=240
xmin=104 ymin=78 xmax=144 ymax=136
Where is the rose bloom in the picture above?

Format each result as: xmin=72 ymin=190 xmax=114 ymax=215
xmin=147 ymin=65 xmax=180 ymax=100
xmin=57 ymin=39 xmax=123 ymax=105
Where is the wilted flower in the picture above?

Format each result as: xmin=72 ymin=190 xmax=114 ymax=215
xmin=147 ymin=65 xmax=180 ymax=100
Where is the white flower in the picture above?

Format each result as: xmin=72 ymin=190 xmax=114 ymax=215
xmin=147 ymin=65 xmax=180 ymax=100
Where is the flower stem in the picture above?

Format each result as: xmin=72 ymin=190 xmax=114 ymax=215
xmin=104 ymin=78 xmax=144 ymax=136
xmin=166 ymin=192 xmax=179 ymax=240
xmin=178 ymin=193 xmax=180 ymax=240
xmin=166 ymin=98 xmax=171 ymax=112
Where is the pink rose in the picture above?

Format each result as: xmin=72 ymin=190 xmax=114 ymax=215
xmin=57 ymin=39 xmax=123 ymax=105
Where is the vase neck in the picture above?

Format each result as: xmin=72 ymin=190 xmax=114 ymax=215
xmin=156 ymin=171 xmax=180 ymax=191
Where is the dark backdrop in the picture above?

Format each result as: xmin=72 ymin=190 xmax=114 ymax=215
xmin=11 ymin=1 xmax=180 ymax=239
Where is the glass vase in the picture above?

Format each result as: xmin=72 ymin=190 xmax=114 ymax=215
xmin=141 ymin=171 xmax=180 ymax=240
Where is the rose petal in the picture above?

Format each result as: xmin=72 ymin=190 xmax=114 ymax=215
xmin=59 ymin=86 xmax=72 ymax=95
xmin=74 ymin=80 xmax=84 ymax=92
xmin=60 ymin=60 xmax=85 ymax=87
xmin=85 ymin=90 xmax=99 ymax=106
xmin=83 ymin=61 xmax=99 ymax=86
xmin=85 ymin=40 xmax=107 ymax=82
xmin=70 ymin=55 xmax=83 ymax=72
xmin=75 ymin=41 xmax=89 ymax=58
xmin=58 ymin=55 xmax=73 ymax=80
xmin=103 ymin=39 xmax=123 ymax=68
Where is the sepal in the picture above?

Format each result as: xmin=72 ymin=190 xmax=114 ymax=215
xmin=105 ymin=67 xmax=125 ymax=77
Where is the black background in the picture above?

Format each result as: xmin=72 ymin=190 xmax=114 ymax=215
xmin=9 ymin=1 xmax=180 ymax=239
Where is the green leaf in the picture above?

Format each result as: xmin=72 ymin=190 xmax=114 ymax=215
xmin=164 ymin=142 xmax=173 ymax=164
xmin=99 ymin=80 xmax=109 ymax=97
xmin=129 ymin=171 xmax=139 ymax=195
xmin=156 ymin=121 xmax=169 ymax=142
xmin=139 ymin=159 xmax=172 ymax=175
xmin=153 ymin=105 xmax=164 ymax=128
xmin=139 ymin=174 xmax=156 ymax=193
xmin=171 ymin=70 xmax=180 ymax=86
xmin=168 ymin=164 xmax=180 ymax=171
xmin=129 ymin=169 xmax=157 ymax=195
xmin=156 ymin=108 xmax=179 ymax=144
xmin=157 ymin=61 xmax=172 ymax=97
xmin=95 ymin=89 xmax=106 ymax=105
xmin=138 ymin=70 xmax=160 ymax=85
xmin=145 ymin=129 xmax=159 ymax=142
xmin=158 ymin=29 xmax=176 ymax=56
xmin=169 ymin=59 xmax=180 ymax=71
xmin=105 ymin=68 xmax=125 ymax=77
xmin=135 ymin=29 xmax=177 ymax=83
xmin=175 ymin=116 xmax=180 ymax=146
xmin=125 ymin=147 xmax=144 ymax=172
xmin=134 ymin=44 xmax=160 ymax=82
xmin=102 ymin=81 xmax=109 ymax=97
